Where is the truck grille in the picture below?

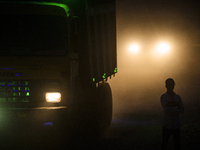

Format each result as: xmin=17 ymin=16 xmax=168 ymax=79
xmin=0 ymin=80 xmax=30 ymax=102
xmin=0 ymin=80 xmax=61 ymax=103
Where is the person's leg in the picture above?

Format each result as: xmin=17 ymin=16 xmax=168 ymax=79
xmin=161 ymin=127 xmax=172 ymax=150
xmin=173 ymin=128 xmax=180 ymax=150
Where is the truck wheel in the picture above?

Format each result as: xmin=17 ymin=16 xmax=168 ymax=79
xmin=94 ymin=82 xmax=113 ymax=137
xmin=67 ymin=81 xmax=112 ymax=141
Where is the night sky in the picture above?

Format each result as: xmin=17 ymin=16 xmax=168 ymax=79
xmin=109 ymin=0 xmax=200 ymax=116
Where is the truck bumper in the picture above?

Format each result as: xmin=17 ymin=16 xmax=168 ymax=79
xmin=0 ymin=106 xmax=70 ymax=148
xmin=0 ymin=106 xmax=68 ymax=131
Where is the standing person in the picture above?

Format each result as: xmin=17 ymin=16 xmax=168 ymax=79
xmin=160 ymin=78 xmax=184 ymax=150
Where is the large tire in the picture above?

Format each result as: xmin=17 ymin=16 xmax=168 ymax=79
xmin=67 ymin=81 xmax=112 ymax=141
xmin=94 ymin=82 xmax=113 ymax=137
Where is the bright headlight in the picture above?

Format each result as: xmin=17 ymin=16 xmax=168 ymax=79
xmin=155 ymin=42 xmax=170 ymax=55
xmin=45 ymin=92 xmax=61 ymax=103
xmin=129 ymin=44 xmax=140 ymax=54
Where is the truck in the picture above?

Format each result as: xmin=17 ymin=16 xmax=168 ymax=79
xmin=0 ymin=0 xmax=116 ymax=138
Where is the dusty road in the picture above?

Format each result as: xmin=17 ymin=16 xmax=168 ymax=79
xmin=0 ymin=111 xmax=199 ymax=150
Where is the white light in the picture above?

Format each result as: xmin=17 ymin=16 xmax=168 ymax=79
xmin=155 ymin=42 xmax=170 ymax=55
xmin=129 ymin=44 xmax=140 ymax=54
xmin=46 ymin=92 xmax=61 ymax=103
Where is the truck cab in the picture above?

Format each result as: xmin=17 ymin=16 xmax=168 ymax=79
xmin=0 ymin=0 xmax=116 ymax=138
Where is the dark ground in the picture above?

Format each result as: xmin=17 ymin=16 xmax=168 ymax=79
xmin=106 ymin=112 xmax=200 ymax=150
xmin=0 ymin=107 xmax=199 ymax=150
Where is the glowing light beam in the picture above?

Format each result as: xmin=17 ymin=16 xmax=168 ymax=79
xmin=129 ymin=44 xmax=140 ymax=54
xmin=155 ymin=42 xmax=170 ymax=56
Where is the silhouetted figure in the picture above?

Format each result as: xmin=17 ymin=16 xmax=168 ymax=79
xmin=160 ymin=78 xmax=184 ymax=150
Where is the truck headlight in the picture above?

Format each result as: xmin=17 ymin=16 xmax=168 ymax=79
xmin=45 ymin=92 xmax=61 ymax=103
xmin=129 ymin=43 xmax=140 ymax=54
xmin=154 ymin=42 xmax=170 ymax=56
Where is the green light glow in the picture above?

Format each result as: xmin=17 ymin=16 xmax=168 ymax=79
xmin=114 ymin=67 xmax=117 ymax=73
xmin=18 ymin=87 xmax=20 ymax=91
xmin=26 ymin=92 xmax=30 ymax=96
xmin=1 ymin=1 xmax=70 ymax=17
xmin=19 ymin=92 xmax=21 ymax=96
xmin=93 ymin=78 xmax=95 ymax=82
xmin=34 ymin=2 xmax=70 ymax=16
xmin=102 ymin=73 xmax=106 ymax=79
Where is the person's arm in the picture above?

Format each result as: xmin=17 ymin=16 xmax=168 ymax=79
xmin=160 ymin=95 xmax=184 ymax=114
xmin=160 ymin=96 xmax=179 ymax=113
xmin=178 ymin=96 xmax=184 ymax=114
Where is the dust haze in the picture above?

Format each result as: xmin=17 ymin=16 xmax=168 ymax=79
xmin=109 ymin=0 xmax=200 ymax=117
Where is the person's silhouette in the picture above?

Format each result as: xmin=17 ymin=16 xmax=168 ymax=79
xmin=160 ymin=78 xmax=184 ymax=150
